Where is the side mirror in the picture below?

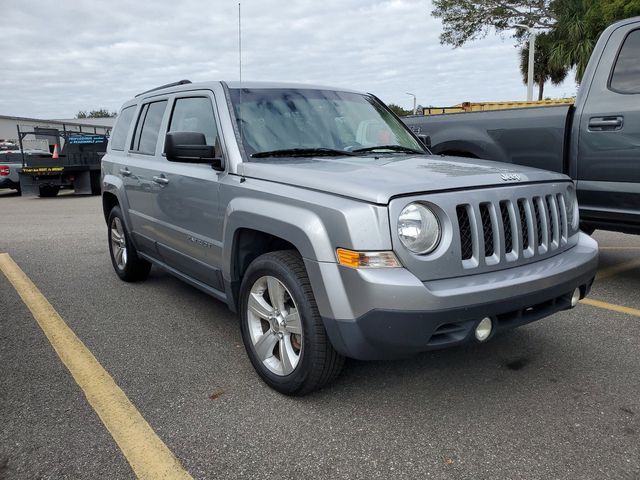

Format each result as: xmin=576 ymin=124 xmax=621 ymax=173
xmin=165 ymin=131 xmax=223 ymax=170
xmin=417 ymin=134 xmax=432 ymax=150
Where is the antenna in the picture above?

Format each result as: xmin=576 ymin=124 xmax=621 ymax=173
xmin=238 ymin=2 xmax=244 ymax=150
xmin=238 ymin=2 xmax=242 ymax=83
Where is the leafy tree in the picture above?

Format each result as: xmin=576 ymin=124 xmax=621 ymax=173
xmin=387 ymin=104 xmax=413 ymax=116
xmin=75 ymin=108 xmax=116 ymax=119
xmin=520 ymin=32 xmax=568 ymax=99
xmin=432 ymin=0 xmax=640 ymax=84
xmin=432 ymin=0 xmax=554 ymax=47
xmin=551 ymin=0 xmax=640 ymax=82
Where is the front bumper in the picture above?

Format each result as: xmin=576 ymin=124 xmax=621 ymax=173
xmin=306 ymin=232 xmax=598 ymax=360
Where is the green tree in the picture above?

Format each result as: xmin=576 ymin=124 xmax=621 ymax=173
xmin=551 ymin=0 xmax=640 ymax=82
xmin=433 ymin=0 xmax=640 ymax=84
xmin=75 ymin=108 xmax=116 ymax=119
xmin=387 ymin=104 xmax=412 ymax=116
xmin=520 ymin=32 xmax=568 ymax=99
xmin=432 ymin=0 xmax=554 ymax=47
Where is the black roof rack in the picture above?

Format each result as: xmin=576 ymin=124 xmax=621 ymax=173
xmin=135 ymin=79 xmax=192 ymax=97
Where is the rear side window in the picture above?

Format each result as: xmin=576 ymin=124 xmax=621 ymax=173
xmin=610 ymin=29 xmax=640 ymax=94
xmin=131 ymin=100 xmax=168 ymax=154
xmin=110 ymin=105 xmax=136 ymax=151
xmin=168 ymin=97 xmax=218 ymax=146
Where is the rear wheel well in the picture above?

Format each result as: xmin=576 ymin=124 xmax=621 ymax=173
xmin=230 ymin=229 xmax=298 ymax=308
xmin=102 ymin=192 xmax=119 ymax=222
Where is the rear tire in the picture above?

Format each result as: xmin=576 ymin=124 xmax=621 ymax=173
xmin=107 ymin=205 xmax=151 ymax=282
xmin=90 ymin=171 xmax=101 ymax=195
xmin=239 ymin=250 xmax=345 ymax=395
xmin=38 ymin=185 xmax=59 ymax=197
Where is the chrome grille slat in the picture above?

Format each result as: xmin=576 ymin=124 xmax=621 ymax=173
xmin=556 ymin=193 xmax=568 ymax=243
xmin=535 ymin=196 xmax=548 ymax=253
xmin=455 ymin=188 xmax=571 ymax=270
xmin=499 ymin=201 xmax=513 ymax=255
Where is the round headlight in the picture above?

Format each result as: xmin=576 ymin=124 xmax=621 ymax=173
xmin=397 ymin=203 xmax=441 ymax=254
xmin=565 ymin=185 xmax=579 ymax=230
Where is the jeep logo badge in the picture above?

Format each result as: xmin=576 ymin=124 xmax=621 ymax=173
xmin=501 ymin=173 xmax=521 ymax=182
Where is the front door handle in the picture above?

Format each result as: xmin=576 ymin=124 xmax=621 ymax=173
xmin=152 ymin=175 xmax=169 ymax=185
xmin=588 ymin=116 xmax=623 ymax=130
xmin=119 ymin=168 xmax=131 ymax=177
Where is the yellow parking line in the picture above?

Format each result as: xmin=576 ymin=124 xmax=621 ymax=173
xmin=581 ymin=298 xmax=640 ymax=318
xmin=596 ymin=257 xmax=640 ymax=281
xmin=0 ymin=253 xmax=193 ymax=480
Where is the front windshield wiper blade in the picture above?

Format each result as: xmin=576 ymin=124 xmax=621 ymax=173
xmin=351 ymin=145 xmax=425 ymax=154
xmin=251 ymin=148 xmax=356 ymax=158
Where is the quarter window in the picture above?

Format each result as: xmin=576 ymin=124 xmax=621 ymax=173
xmin=610 ymin=29 xmax=640 ymax=94
xmin=131 ymin=100 xmax=168 ymax=154
xmin=110 ymin=105 xmax=136 ymax=151
xmin=168 ymin=97 xmax=219 ymax=148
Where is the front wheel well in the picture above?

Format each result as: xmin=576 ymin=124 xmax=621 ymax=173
xmin=102 ymin=192 xmax=119 ymax=222
xmin=230 ymin=228 xmax=298 ymax=308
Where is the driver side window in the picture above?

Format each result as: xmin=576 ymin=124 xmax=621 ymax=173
xmin=168 ymin=97 xmax=220 ymax=154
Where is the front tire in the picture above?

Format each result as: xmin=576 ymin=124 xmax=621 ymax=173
xmin=239 ymin=250 xmax=344 ymax=395
xmin=107 ymin=205 xmax=151 ymax=282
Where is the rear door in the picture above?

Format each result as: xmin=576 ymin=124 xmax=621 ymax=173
xmin=124 ymin=99 xmax=169 ymax=255
xmin=151 ymin=92 xmax=226 ymax=292
xmin=577 ymin=25 xmax=640 ymax=226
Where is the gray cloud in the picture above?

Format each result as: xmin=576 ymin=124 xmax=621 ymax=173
xmin=0 ymin=0 xmax=577 ymax=118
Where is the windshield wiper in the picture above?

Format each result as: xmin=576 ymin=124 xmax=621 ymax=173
xmin=251 ymin=148 xmax=355 ymax=158
xmin=351 ymin=145 xmax=425 ymax=154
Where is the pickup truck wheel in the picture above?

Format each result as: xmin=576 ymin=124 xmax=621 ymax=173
xmin=90 ymin=171 xmax=101 ymax=195
xmin=38 ymin=185 xmax=59 ymax=197
xmin=240 ymin=250 xmax=344 ymax=395
xmin=107 ymin=206 xmax=151 ymax=282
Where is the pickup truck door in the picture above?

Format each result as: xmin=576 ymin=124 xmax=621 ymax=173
xmin=151 ymin=92 xmax=226 ymax=293
xmin=577 ymin=26 xmax=640 ymax=226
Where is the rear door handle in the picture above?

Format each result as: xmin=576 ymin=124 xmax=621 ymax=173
xmin=588 ymin=116 xmax=623 ymax=130
xmin=152 ymin=175 xmax=169 ymax=185
xmin=119 ymin=168 xmax=131 ymax=177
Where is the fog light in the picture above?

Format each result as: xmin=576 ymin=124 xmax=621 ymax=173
xmin=571 ymin=288 xmax=581 ymax=308
xmin=475 ymin=317 xmax=493 ymax=342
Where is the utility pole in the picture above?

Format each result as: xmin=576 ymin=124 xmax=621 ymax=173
xmin=516 ymin=24 xmax=537 ymax=102
xmin=406 ymin=92 xmax=417 ymax=115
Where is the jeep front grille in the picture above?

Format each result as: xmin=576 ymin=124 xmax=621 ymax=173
xmin=456 ymin=193 xmax=568 ymax=268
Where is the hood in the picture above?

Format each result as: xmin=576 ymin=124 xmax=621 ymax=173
xmin=237 ymin=154 xmax=569 ymax=204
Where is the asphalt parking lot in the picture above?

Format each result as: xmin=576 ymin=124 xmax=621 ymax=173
xmin=1 ymin=190 xmax=639 ymax=480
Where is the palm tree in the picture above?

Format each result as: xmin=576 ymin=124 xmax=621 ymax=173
xmin=548 ymin=0 xmax=595 ymax=83
xmin=520 ymin=32 xmax=569 ymax=100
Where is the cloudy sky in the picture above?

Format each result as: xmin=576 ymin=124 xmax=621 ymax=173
xmin=1 ymin=0 xmax=578 ymax=119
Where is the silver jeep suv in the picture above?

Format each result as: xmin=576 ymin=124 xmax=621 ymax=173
xmin=102 ymin=80 xmax=598 ymax=395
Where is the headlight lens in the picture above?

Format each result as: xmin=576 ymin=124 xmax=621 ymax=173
xmin=565 ymin=185 xmax=579 ymax=230
xmin=397 ymin=203 xmax=441 ymax=254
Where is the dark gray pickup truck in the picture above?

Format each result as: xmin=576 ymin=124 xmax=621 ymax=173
xmin=404 ymin=16 xmax=640 ymax=235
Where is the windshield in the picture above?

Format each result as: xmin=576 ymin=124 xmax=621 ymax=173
xmin=228 ymin=88 xmax=424 ymax=158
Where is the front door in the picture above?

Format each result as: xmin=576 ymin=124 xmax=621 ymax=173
xmin=577 ymin=26 xmax=640 ymax=227
xmin=152 ymin=93 xmax=226 ymax=291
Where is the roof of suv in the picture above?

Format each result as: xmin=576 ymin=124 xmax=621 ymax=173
xmin=132 ymin=80 xmax=363 ymax=102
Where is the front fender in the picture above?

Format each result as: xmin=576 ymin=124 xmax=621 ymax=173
xmin=222 ymin=196 xmax=335 ymax=272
